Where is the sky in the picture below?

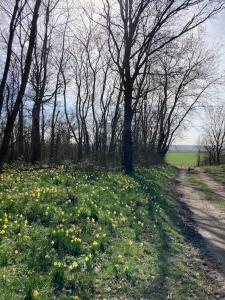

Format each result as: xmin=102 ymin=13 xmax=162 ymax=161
xmin=175 ymin=10 xmax=225 ymax=145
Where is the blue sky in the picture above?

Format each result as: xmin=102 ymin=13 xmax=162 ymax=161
xmin=175 ymin=10 xmax=225 ymax=145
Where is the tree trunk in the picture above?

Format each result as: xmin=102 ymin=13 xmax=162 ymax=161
xmin=55 ymin=131 xmax=60 ymax=162
xmin=41 ymin=103 xmax=45 ymax=160
xmin=0 ymin=0 xmax=20 ymax=117
xmin=77 ymin=138 xmax=83 ymax=162
xmin=108 ymin=86 xmax=122 ymax=161
xmin=31 ymin=102 xmax=41 ymax=164
xmin=50 ymin=94 xmax=58 ymax=162
xmin=217 ymin=150 xmax=221 ymax=165
xmin=9 ymin=130 xmax=15 ymax=163
xmin=123 ymin=89 xmax=133 ymax=173
xmin=50 ymin=122 xmax=55 ymax=162
xmin=17 ymin=103 xmax=24 ymax=158
xmin=0 ymin=0 xmax=42 ymax=172
xmin=108 ymin=107 xmax=120 ymax=161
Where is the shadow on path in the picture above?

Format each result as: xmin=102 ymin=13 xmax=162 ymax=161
xmin=176 ymin=170 xmax=225 ymax=299
xmin=131 ymin=169 xmax=220 ymax=299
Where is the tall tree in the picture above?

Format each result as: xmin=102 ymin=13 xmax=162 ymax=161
xmin=0 ymin=0 xmax=28 ymax=117
xmin=101 ymin=0 xmax=224 ymax=172
xmin=0 ymin=0 xmax=42 ymax=171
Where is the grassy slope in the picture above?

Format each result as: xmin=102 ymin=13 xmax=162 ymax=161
xmin=0 ymin=166 xmax=212 ymax=299
xmin=166 ymin=152 xmax=197 ymax=168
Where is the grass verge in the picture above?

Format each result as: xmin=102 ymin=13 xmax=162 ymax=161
xmin=190 ymin=173 xmax=225 ymax=205
xmin=0 ymin=165 xmax=214 ymax=299
xmin=204 ymin=165 xmax=225 ymax=185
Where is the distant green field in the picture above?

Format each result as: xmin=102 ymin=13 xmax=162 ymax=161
xmin=166 ymin=152 xmax=197 ymax=168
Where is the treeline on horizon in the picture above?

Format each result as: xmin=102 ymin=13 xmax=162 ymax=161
xmin=0 ymin=0 xmax=224 ymax=172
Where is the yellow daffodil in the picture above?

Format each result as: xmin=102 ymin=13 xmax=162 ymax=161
xmin=68 ymin=261 xmax=78 ymax=271
xmin=71 ymin=296 xmax=80 ymax=300
xmin=32 ymin=290 xmax=40 ymax=298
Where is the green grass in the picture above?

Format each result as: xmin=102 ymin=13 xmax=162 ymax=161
xmin=0 ymin=166 xmax=213 ymax=299
xmin=204 ymin=165 xmax=225 ymax=185
xmin=166 ymin=152 xmax=197 ymax=168
xmin=190 ymin=173 xmax=225 ymax=205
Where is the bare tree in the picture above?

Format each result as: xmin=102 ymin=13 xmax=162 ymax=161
xmin=153 ymin=36 xmax=219 ymax=159
xmin=99 ymin=0 xmax=224 ymax=172
xmin=0 ymin=0 xmax=28 ymax=117
xmin=0 ymin=0 xmax=42 ymax=171
xmin=0 ymin=0 xmax=224 ymax=171
xmin=202 ymin=105 xmax=225 ymax=165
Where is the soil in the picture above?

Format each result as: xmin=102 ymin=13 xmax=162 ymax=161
xmin=198 ymin=170 xmax=225 ymax=198
xmin=176 ymin=169 xmax=225 ymax=299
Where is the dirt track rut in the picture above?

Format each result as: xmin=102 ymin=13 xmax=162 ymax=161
xmin=177 ymin=170 xmax=225 ymax=299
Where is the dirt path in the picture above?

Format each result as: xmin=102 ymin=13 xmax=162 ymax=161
xmin=177 ymin=170 xmax=225 ymax=298
xmin=198 ymin=170 xmax=225 ymax=198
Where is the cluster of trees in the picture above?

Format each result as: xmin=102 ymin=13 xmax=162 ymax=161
xmin=201 ymin=106 xmax=225 ymax=165
xmin=0 ymin=0 xmax=224 ymax=172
